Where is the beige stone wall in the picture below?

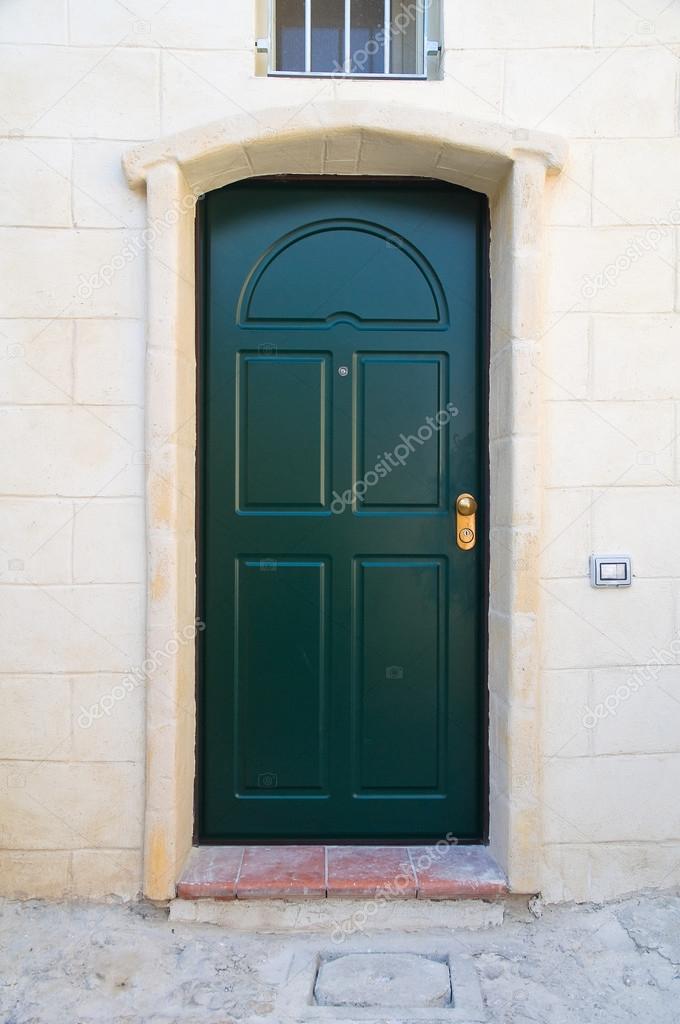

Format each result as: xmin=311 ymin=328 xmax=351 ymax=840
xmin=1 ymin=0 xmax=679 ymax=903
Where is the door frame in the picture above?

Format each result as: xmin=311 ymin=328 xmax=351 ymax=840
xmin=123 ymin=103 xmax=567 ymax=900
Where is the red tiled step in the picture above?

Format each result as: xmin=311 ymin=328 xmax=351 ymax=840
xmin=327 ymin=845 xmax=416 ymax=898
xmin=177 ymin=844 xmax=508 ymax=901
xmin=176 ymin=845 xmax=243 ymax=900
xmin=238 ymin=845 xmax=326 ymax=899
xmin=410 ymin=844 xmax=509 ymax=898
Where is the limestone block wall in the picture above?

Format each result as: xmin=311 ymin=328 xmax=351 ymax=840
xmin=0 ymin=0 xmax=679 ymax=903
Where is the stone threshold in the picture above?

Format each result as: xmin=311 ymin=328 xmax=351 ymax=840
xmin=176 ymin=844 xmax=508 ymax=901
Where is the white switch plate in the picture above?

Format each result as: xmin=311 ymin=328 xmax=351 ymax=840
xmin=590 ymin=554 xmax=632 ymax=588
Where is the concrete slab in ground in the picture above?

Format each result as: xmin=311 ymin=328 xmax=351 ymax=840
xmin=314 ymin=952 xmax=452 ymax=1007
xmin=1 ymin=891 xmax=680 ymax=1023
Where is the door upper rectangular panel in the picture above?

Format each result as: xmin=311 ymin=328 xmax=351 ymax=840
xmin=354 ymin=354 xmax=449 ymax=512
xmin=237 ymin=352 xmax=331 ymax=513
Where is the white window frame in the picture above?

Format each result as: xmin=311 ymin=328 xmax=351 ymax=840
xmin=261 ymin=0 xmax=439 ymax=79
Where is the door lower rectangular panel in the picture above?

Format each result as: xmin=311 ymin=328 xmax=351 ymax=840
xmin=235 ymin=558 xmax=330 ymax=795
xmin=352 ymin=558 xmax=446 ymax=794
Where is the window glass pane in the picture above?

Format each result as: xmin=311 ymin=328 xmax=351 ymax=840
xmin=275 ymin=0 xmax=426 ymax=76
xmin=350 ymin=0 xmax=385 ymax=74
xmin=389 ymin=0 xmax=423 ymax=75
xmin=276 ymin=0 xmax=306 ymax=72
xmin=311 ymin=0 xmax=345 ymax=73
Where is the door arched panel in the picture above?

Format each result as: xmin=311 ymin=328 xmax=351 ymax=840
xmin=237 ymin=218 xmax=449 ymax=330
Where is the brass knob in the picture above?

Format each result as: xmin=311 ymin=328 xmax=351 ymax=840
xmin=456 ymin=494 xmax=478 ymax=516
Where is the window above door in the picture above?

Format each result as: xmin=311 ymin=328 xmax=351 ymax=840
xmin=257 ymin=0 xmax=441 ymax=79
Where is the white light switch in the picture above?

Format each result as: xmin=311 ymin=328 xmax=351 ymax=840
xmin=590 ymin=555 xmax=631 ymax=588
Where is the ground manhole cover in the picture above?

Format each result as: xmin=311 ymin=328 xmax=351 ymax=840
xmin=314 ymin=952 xmax=452 ymax=1008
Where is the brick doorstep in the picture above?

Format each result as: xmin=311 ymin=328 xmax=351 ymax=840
xmin=176 ymin=844 xmax=508 ymax=901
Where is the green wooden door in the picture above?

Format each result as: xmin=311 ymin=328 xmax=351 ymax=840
xmin=199 ymin=179 xmax=487 ymax=842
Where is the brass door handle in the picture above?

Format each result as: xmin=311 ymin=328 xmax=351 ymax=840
xmin=456 ymin=493 xmax=477 ymax=550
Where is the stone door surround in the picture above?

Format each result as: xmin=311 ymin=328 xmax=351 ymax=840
xmin=123 ymin=102 xmax=566 ymax=901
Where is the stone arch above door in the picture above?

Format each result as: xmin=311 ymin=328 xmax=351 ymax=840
xmin=123 ymin=102 xmax=567 ymax=901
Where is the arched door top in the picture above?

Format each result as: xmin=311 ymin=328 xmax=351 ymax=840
xmin=237 ymin=217 xmax=449 ymax=330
